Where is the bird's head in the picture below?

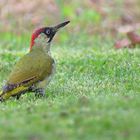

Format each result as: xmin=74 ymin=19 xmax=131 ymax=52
xmin=30 ymin=20 xmax=70 ymax=50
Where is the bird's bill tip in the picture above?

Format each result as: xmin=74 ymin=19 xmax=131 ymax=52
xmin=54 ymin=20 xmax=70 ymax=31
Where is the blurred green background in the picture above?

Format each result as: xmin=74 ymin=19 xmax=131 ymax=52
xmin=0 ymin=0 xmax=140 ymax=140
xmin=0 ymin=0 xmax=139 ymax=40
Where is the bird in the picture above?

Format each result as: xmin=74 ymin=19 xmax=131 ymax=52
xmin=0 ymin=20 xmax=70 ymax=101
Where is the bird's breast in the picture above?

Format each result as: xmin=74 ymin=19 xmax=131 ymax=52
xmin=50 ymin=60 xmax=56 ymax=79
xmin=44 ymin=59 xmax=56 ymax=87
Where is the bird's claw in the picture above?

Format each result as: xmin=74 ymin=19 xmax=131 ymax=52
xmin=35 ymin=88 xmax=45 ymax=97
xmin=0 ymin=97 xmax=4 ymax=102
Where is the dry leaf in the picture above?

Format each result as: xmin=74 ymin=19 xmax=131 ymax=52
xmin=114 ymin=39 xmax=131 ymax=49
xmin=127 ymin=31 xmax=140 ymax=44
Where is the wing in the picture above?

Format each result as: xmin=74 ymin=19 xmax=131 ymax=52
xmin=6 ymin=47 xmax=54 ymax=89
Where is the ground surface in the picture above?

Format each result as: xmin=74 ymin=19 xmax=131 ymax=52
xmin=0 ymin=32 xmax=140 ymax=140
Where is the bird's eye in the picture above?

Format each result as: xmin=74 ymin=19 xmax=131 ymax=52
xmin=46 ymin=29 xmax=50 ymax=35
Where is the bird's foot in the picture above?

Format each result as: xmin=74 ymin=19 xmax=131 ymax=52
xmin=34 ymin=88 xmax=45 ymax=97
xmin=16 ymin=94 xmax=22 ymax=100
xmin=0 ymin=97 xmax=4 ymax=102
xmin=29 ymin=86 xmax=46 ymax=98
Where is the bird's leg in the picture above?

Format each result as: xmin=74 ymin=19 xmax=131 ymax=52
xmin=32 ymin=79 xmax=48 ymax=97
xmin=34 ymin=88 xmax=45 ymax=97
xmin=28 ymin=85 xmax=36 ymax=92
xmin=29 ymin=85 xmax=45 ymax=97
xmin=16 ymin=93 xmax=22 ymax=100
xmin=0 ymin=96 xmax=4 ymax=102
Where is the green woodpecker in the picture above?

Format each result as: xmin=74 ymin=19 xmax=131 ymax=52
xmin=0 ymin=21 xmax=70 ymax=101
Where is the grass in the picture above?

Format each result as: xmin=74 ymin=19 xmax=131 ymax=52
xmin=0 ymin=32 xmax=140 ymax=140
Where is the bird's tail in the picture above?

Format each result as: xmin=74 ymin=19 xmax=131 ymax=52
xmin=0 ymin=86 xmax=29 ymax=101
xmin=0 ymin=76 xmax=36 ymax=101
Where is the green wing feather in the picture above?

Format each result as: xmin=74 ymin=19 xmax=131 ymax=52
xmin=8 ymin=47 xmax=53 ymax=85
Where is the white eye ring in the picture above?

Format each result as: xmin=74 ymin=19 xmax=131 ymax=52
xmin=46 ymin=29 xmax=50 ymax=35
